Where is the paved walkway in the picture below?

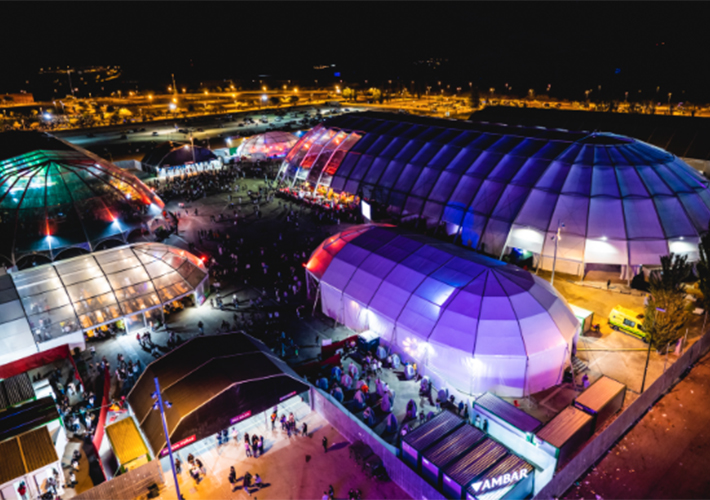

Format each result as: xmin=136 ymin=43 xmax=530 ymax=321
xmin=156 ymin=410 xmax=409 ymax=500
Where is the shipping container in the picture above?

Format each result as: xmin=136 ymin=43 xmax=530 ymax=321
xmin=442 ymin=439 xmax=508 ymax=500
xmin=473 ymin=393 xmax=542 ymax=441
xmin=574 ymin=376 xmax=626 ymax=432
xmin=535 ymin=406 xmax=594 ymax=465
xmin=466 ymin=454 xmax=535 ymax=500
xmin=420 ymin=424 xmax=486 ymax=487
xmin=401 ymin=410 xmax=464 ymax=470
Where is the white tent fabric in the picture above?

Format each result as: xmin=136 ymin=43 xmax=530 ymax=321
xmin=0 ymin=243 xmax=208 ymax=367
xmin=284 ymin=112 xmax=710 ymax=270
xmin=236 ymin=131 xmax=299 ymax=159
xmin=307 ymin=225 xmax=580 ymax=398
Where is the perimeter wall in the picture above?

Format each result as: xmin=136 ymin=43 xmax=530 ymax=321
xmin=535 ymin=330 xmax=710 ymax=499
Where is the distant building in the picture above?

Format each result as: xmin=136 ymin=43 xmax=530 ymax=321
xmin=1 ymin=93 xmax=35 ymax=105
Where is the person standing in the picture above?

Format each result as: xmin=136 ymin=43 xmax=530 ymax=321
xmin=302 ymin=422 xmax=308 ymax=437
xmin=228 ymin=466 xmax=237 ymax=491
xmin=254 ymin=474 xmax=263 ymax=490
xmin=322 ymin=435 xmax=328 ymax=453
xmin=243 ymin=471 xmax=252 ymax=494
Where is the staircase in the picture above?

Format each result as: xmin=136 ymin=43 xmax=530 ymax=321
xmin=571 ymin=356 xmax=589 ymax=373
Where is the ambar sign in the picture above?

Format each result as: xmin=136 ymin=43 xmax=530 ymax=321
xmin=471 ymin=468 xmax=529 ymax=494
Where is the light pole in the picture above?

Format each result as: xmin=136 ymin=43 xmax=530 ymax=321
xmin=550 ymin=220 xmax=565 ymax=287
xmin=152 ymin=378 xmax=182 ymax=500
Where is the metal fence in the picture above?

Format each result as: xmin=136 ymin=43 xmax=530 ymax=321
xmin=535 ymin=330 xmax=710 ymax=499
xmin=73 ymin=460 xmax=164 ymax=500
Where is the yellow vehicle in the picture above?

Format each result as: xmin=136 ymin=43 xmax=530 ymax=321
xmin=608 ymin=306 xmax=647 ymax=341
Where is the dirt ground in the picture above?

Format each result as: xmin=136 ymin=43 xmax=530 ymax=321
xmin=565 ymin=349 xmax=710 ymax=500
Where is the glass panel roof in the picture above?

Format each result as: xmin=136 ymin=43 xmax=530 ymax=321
xmin=2 ymin=243 xmax=207 ymax=339
xmin=0 ymin=131 xmax=165 ymax=266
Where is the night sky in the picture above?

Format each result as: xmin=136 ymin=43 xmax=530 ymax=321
xmin=3 ymin=3 xmax=710 ymax=101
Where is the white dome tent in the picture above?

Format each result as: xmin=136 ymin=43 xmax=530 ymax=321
xmin=281 ymin=112 xmax=710 ymax=277
xmin=236 ymin=131 xmax=299 ymax=161
xmin=306 ymin=225 xmax=580 ymax=398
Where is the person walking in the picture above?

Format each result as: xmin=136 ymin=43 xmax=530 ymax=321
xmin=322 ymin=435 xmax=328 ymax=453
xmin=302 ymin=421 xmax=308 ymax=437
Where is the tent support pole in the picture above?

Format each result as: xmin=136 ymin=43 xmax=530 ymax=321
xmin=311 ymin=282 xmax=321 ymax=318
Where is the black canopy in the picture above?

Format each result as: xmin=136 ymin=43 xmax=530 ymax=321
xmin=128 ymin=333 xmax=309 ymax=456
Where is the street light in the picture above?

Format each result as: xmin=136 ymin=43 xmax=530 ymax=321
xmin=152 ymin=378 xmax=181 ymax=500
xmin=550 ymin=220 xmax=565 ymax=287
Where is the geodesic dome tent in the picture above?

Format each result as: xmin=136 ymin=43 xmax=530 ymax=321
xmin=306 ymin=225 xmax=580 ymax=398
xmin=0 ymin=132 xmax=164 ymax=266
xmin=282 ymin=111 xmax=710 ymax=276
xmin=236 ymin=131 xmax=299 ymax=160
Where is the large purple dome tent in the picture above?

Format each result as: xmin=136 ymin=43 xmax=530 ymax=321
xmin=306 ymin=225 xmax=580 ymax=398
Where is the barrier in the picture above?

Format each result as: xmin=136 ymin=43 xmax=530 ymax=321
xmin=72 ymin=459 xmax=163 ymax=500
xmin=0 ymin=344 xmax=71 ymax=379
xmin=535 ymin=330 xmax=710 ymax=499
xmin=311 ymin=386 xmax=446 ymax=500
xmin=92 ymin=367 xmax=112 ymax=451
